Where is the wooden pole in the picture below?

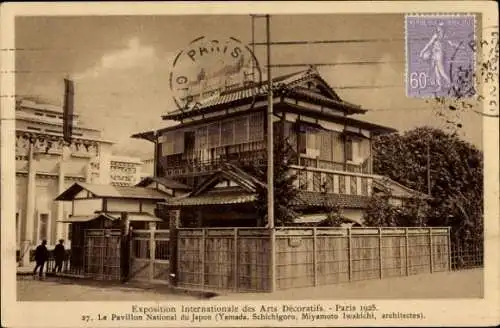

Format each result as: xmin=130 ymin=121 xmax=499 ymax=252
xmin=429 ymin=228 xmax=433 ymax=273
xmin=200 ymin=228 xmax=206 ymax=289
xmin=266 ymin=14 xmax=276 ymax=293
xmin=447 ymin=227 xmax=452 ymax=271
xmin=427 ymin=140 xmax=431 ymax=196
xmin=233 ymin=228 xmax=238 ymax=291
xmin=379 ymin=227 xmax=383 ymax=279
xmin=405 ymin=228 xmax=409 ymax=276
xmin=149 ymin=226 xmax=155 ymax=282
xmin=313 ymin=228 xmax=317 ymax=286
xmin=348 ymin=228 xmax=352 ymax=281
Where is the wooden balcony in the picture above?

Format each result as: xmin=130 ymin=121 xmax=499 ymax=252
xmin=159 ymin=142 xmax=267 ymax=177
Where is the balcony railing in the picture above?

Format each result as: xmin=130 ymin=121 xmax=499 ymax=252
xmin=290 ymin=165 xmax=374 ymax=197
xmin=300 ymin=156 xmax=372 ymax=174
xmin=161 ymin=150 xmax=267 ymax=177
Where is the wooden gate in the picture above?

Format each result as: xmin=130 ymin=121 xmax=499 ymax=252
xmin=83 ymin=229 xmax=122 ymax=280
xmin=129 ymin=229 xmax=171 ymax=284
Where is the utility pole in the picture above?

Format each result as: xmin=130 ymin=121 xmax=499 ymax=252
xmin=266 ymin=14 xmax=274 ymax=230
xmin=426 ymin=137 xmax=431 ymax=196
xmin=265 ymin=14 xmax=276 ymax=293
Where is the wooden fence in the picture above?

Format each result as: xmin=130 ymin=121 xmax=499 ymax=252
xmin=176 ymin=227 xmax=451 ymax=292
xmin=177 ymin=228 xmax=271 ymax=292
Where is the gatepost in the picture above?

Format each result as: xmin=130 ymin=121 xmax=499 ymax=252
xmin=120 ymin=212 xmax=130 ymax=283
xmin=169 ymin=210 xmax=180 ymax=286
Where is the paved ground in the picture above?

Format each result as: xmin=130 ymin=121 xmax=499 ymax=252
xmin=17 ymin=268 xmax=483 ymax=301
xmin=17 ymin=276 xmax=201 ymax=301
xmin=213 ymin=269 xmax=484 ymax=300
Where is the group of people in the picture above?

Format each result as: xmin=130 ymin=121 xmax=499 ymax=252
xmin=32 ymin=239 xmax=66 ymax=279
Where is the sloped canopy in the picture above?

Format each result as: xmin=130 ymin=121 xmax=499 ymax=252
xmin=161 ymin=163 xmax=262 ymax=208
xmin=55 ymin=182 xmax=169 ymax=201
xmin=57 ymin=213 xmax=117 ymax=223
xmin=372 ymin=176 xmax=431 ymax=200
xmin=57 ymin=212 xmax=162 ymax=223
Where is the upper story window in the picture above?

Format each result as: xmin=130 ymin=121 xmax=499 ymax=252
xmin=298 ymin=125 xmax=320 ymax=156
xmin=345 ymin=138 xmax=353 ymax=161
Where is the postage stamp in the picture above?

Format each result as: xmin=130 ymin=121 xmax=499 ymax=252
xmin=169 ymin=36 xmax=262 ymax=112
xmin=405 ymin=14 xmax=476 ymax=98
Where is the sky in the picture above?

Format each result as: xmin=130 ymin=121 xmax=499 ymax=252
xmin=15 ymin=14 xmax=484 ymax=159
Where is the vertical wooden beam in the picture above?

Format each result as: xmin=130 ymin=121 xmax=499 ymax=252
xmin=313 ymin=227 xmax=317 ymax=286
xmin=269 ymin=228 xmax=276 ymax=292
xmin=405 ymin=228 xmax=409 ymax=276
xmin=448 ymin=227 xmax=452 ymax=271
xmin=200 ymin=228 xmax=206 ymax=289
xmin=149 ymin=226 xmax=155 ymax=282
xmin=429 ymin=228 xmax=434 ymax=273
xmin=233 ymin=228 xmax=238 ymax=291
xmin=168 ymin=209 xmax=179 ymax=285
xmin=379 ymin=227 xmax=383 ymax=279
xmin=348 ymin=228 xmax=352 ymax=281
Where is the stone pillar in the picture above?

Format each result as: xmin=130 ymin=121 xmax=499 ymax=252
xmin=85 ymin=160 xmax=92 ymax=183
xmin=56 ymin=158 xmax=65 ymax=241
xmin=23 ymin=142 xmax=36 ymax=266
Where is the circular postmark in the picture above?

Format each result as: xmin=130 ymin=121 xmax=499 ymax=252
xmin=169 ymin=36 xmax=262 ymax=112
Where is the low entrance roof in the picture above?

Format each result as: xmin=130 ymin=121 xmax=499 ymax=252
xmin=57 ymin=212 xmax=162 ymax=223
xmin=55 ymin=182 xmax=169 ymax=201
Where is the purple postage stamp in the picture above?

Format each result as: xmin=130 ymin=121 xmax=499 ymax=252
xmin=406 ymin=14 xmax=476 ymax=98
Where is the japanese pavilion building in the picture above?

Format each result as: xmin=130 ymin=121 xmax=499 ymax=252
xmin=132 ymin=67 xmax=426 ymax=227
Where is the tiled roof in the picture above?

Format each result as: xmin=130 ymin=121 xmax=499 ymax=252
xmin=136 ymin=176 xmax=191 ymax=190
xmin=103 ymin=212 xmax=163 ymax=222
xmin=163 ymin=190 xmax=370 ymax=209
xmin=292 ymin=191 xmax=371 ymax=209
xmin=164 ymin=191 xmax=257 ymax=207
xmin=162 ymin=68 xmax=365 ymax=120
xmin=55 ymin=182 xmax=169 ymax=201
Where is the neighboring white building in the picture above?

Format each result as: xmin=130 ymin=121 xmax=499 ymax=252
xmin=15 ymin=99 xmax=147 ymax=261
xmin=15 ymin=99 xmax=113 ymax=257
xmin=109 ymin=155 xmax=143 ymax=187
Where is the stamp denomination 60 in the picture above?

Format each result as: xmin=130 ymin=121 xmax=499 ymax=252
xmin=406 ymin=14 xmax=476 ymax=98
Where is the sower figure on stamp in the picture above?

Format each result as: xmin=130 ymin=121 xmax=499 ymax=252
xmin=53 ymin=239 xmax=65 ymax=274
xmin=33 ymin=240 xmax=49 ymax=280
xmin=419 ymin=21 xmax=457 ymax=92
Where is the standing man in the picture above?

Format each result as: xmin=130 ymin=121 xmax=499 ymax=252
xmin=33 ymin=240 xmax=49 ymax=279
xmin=53 ymin=239 xmax=66 ymax=274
